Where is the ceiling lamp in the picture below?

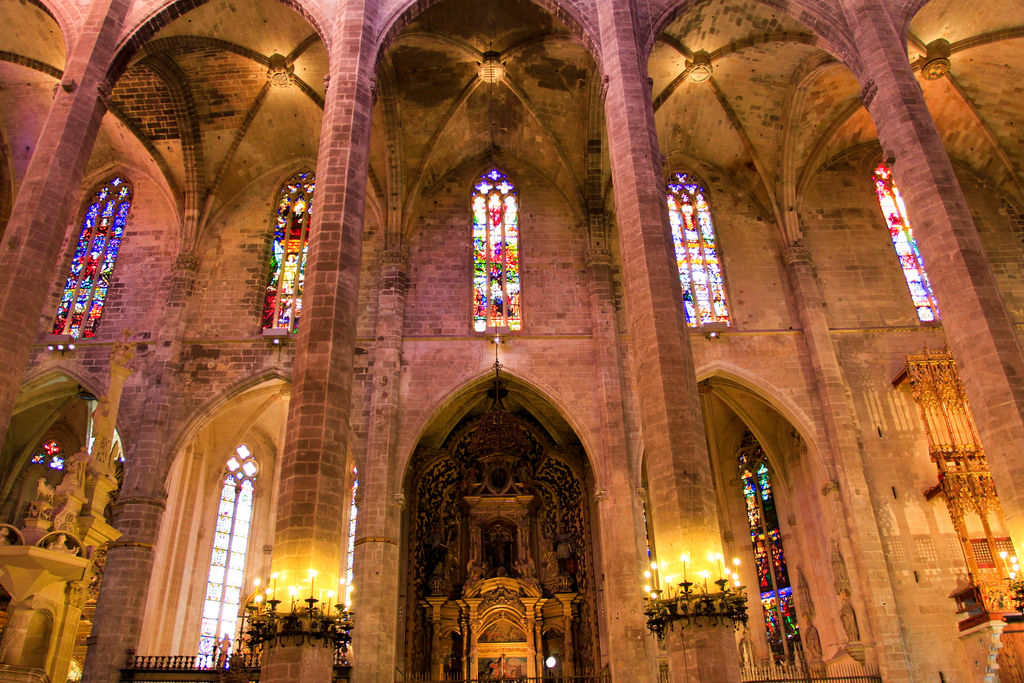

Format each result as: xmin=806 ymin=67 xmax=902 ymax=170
xmin=266 ymin=53 xmax=295 ymax=88
xmin=920 ymin=39 xmax=951 ymax=80
xmin=686 ymin=50 xmax=713 ymax=83
xmin=478 ymin=51 xmax=506 ymax=84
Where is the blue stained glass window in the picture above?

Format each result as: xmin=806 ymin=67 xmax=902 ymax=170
xmin=54 ymin=178 xmax=132 ymax=338
xmin=263 ymin=172 xmax=315 ymax=332
xmin=739 ymin=432 xmax=799 ymax=661
xmin=198 ymin=445 xmax=257 ymax=666
xmin=666 ymin=173 xmax=730 ymax=327
xmin=873 ymin=164 xmax=940 ymax=322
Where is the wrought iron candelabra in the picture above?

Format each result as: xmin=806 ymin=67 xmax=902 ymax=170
xmin=643 ymin=578 xmax=748 ymax=639
xmin=240 ymin=595 xmax=354 ymax=653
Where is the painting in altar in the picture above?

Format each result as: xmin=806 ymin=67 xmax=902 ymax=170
xmin=478 ymin=654 xmax=528 ymax=679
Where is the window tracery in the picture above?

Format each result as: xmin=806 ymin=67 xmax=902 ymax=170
xmin=666 ymin=172 xmax=730 ymax=327
xmin=872 ymin=164 xmax=940 ymax=322
xmin=53 ymin=177 xmax=132 ymax=338
xmin=473 ymin=168 xmax=521 ymax=332
xmin=198 ymin=445 xmax=258 ymax=663
xmin=738 ymin=432 xmax=799 ymax=661
xmin=262 ymin=171 xmax=315 ymax=332
xmin=30 ymin=438 xmax=64 ymax=470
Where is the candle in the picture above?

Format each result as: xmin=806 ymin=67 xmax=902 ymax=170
xmin=680 ymin=553 xmax=689 ymax=582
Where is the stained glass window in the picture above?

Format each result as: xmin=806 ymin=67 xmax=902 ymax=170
xmin=198 ymin=445 xmax=257 ymax=664
xmin=345 ymin=469 xmax=358 ymax=605
xmin=666 ymin=173 xmax=730 ymax=327
xmin=262 ymin=171 xmax=315 ymax=332
xmin=30 ymin=439 xmax=64 ymax=470
xmin=53 ymin=177 xmax=132 ymax=338
xmin=873 ymin=164 xmax=940 ymax=322
xmin=472 ymin=168 xmax=521 ymax=332
xmin=738 ymin=432 xmax=798 ymax=661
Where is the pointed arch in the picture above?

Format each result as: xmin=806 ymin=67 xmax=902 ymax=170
xmin=53 ymin=176 xmax=133 ymax=339
xmin=472 ymin=168 xmax=522 ymax=332
xmin=198 ymin=444 xmax=259 ymax=663
xmin=666 ymin=171 xmax=730 ymax=326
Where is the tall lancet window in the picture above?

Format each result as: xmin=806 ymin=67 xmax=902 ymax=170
xmin=472 ymin=168 xmax=521 ymax=332
xmin=345 ymin=469 xmax=358 ymax=605
xmin=262 ymin=171 xmax=315 ymax=332
xmin=873 ymin=164 xmax=940 ymax=322
xmin=53 ymin=177 xmax=132 ymax=338
xmin=199 ymin=445 xmax=258 ymax=663
xmin=738 ymin=432 xmax=799 ymax=661
xmin=666 ymin=172 xmax=730 ymax=327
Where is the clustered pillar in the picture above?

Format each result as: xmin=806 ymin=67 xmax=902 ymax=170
xmin=596 ymin=1 xmax=740 ymax=679
xmin=261 ymin=1 xmax=379 ymax=681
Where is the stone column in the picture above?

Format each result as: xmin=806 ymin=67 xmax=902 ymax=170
xmin=840 ymin=0 xmax=1024 ymax=542
xmin=424 ymin=598 xmax=445 ymax=679
xmin=556 ymin=594 xmax=576 ymax=677
xmin=587 ymin=250 xmax=659 ymax=680
xmin=782 ymin=244 xmax=911 ymax=679
xmin=82 ymin=494 xmax=166 ymax=682
xmin=82 ymin=254 xmax=200 ymax=683
xmin=351 ymin=251 xmax=408 ymax=682
xmin=0 ymin=0 xmax=131 ymax=443
xmin=595 ymin=1 xmax=736 ymax=680
xmin=261 ymin=2 xmax=378 ymax=681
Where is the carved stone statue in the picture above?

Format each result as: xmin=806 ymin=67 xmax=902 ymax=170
xmin=840 ymin=599 xmax=860 ymax=642
xmin=831 ymin=540 xmax=851 ymax=597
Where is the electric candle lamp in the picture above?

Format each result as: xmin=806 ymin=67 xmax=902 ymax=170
xmin=650 ymin=561 xmax=658 ymax=570
xmin=644 ymin=584 xmax=652 ymax=593
xmin=644 ymin=570 xmax=651 ymax=579
xmin=681 ymin=553 xmax=690 ymax=581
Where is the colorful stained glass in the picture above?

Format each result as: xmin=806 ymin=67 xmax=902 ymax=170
xmin=738 ymin=433 xmax=799 ymax=661
xmin=873 ymin=165 xmax=940 ymax=322
xmin=53 ymin=178 xmax=132 ymax=339
xmin=472 ymin=168 xmax=522 ymax=332
xmin=198 ymin=446 xmax=258 ymax=664
xmin=345 ymin=469 xmax=358 ymax=605
xmin=262 ymin=171 xmax=315 ymax=332
xmin=30 ymin=439 xmax=64 ymax=469
xmin=666 ymin=173 xmax=730 ymax=327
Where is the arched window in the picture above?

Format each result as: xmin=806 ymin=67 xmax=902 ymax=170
xmin=198 ymin=445 xmax=257 ymax=663
xmin=666 ymin=173 xmax=730 ymax=327
xmin=345 ymin=469 xmax=358 ymax=605
xmin=53 ymin=177 xmax=132 ymax=338
xmin=738 ymin=432 xmax=799 ymax=661
xmin=472 ymin=168 xmax=521 ymax=332
xmin=873 ymin=164 xmax=940 ymax=322
xmin=262 ymin=171 xmax=315 ymax=332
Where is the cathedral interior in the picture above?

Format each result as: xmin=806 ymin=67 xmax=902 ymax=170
xmin=0 ymin=0 xmax=1023 ymax=681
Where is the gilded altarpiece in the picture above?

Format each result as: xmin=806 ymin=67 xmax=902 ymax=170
xmin=901 ymin=349 xmax=1014 ymax=620
xmin=404 ymin=401 xmax=600 ymax=680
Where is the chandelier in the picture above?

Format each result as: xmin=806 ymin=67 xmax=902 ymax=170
xmin=644 ymin=577 xmax=748 ymax=638
xmin=239 ymin=585 xmax=353 ymax=653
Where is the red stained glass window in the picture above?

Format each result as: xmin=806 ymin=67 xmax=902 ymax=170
xmin=873 ymin=165 xmax=939 ymax=322
xmin=666 ymin=173 xmax=730 ymax=327
xmin=473 ymin=169 xmax=521 ymax=332
xmin=739 ymin=433 xmax=799 ymax=661
xmin=262 ymin=171 xmax=315 ymax=332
